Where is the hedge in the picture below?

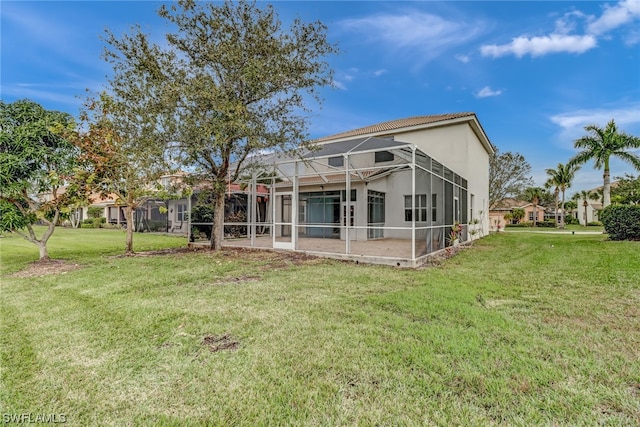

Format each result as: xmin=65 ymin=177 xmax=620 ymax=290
xmin=600 ymin=205 xmax=640 ymax=241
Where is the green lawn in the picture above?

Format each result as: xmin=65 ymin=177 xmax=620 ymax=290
xmin=505 ymin=224 xmax=605 ymax=233
xmin=1 ymin=228 xmax=639 ymax=425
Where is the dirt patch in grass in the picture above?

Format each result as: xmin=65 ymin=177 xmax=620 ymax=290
xmin=202 ymin=333 xmax=239 ymax=352
xmin=9 ymin=259 xmax=81 ymax=278
xmin=114 ymin=246 xmax=209 ymax=257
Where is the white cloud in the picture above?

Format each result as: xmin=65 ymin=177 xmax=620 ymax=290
xmin=624 ymin=28 xmax=640 ymax=45
xmin=373 ymin=69 xmax=387 ymax=77
xmin=587 ymin=0 xmax=640 ymax=35
xmin=332 ymin=80 xmax=347 ymax=91
xmin=550 ymin=103 xmax=640 ymax=143
xmin=481 ymin=1 xmax=640 ymax=59
xmin=474 ymin=86 xmax=503 ymax=98
xmin=455 ymin=54 xmax=470 ymax=63
xmin=481 ymin=34 xmax=597 ymax=58
xmin=554 ymin=11 xmax=588 ymax=35
xmin=340 ymin=11 xmax=486 ymax=63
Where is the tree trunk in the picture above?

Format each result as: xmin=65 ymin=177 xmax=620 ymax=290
xmin=583 ymin=201 xmax=588 ymax=226
xmin=124 ymin=205 xmax=135 ymax=255
xmin=532 ymin=199 xmax=538 ymax=227
xmin=37 ymin=240 xmax=49 ymax=261
xmin=559 ymin=190 xmax=566 ymax=229
xmin=554 ymin=190 xmax=559 ymax=227
xmin=210 ymin=192 xmax=225 ymax=250
xmin=603 ymin=166 xmax=611 ymax=208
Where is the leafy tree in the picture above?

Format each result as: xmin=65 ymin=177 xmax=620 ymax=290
xmin=611 ymin=174 xmax=640 ymax=205
xmin=489 ymin=148 xmax=533 ymax=209
xmin=569 ymin=119 xmax=640 ymax=208
xmin=72 ymin=93 xmax=175 ymax=255
xmin=103 ymin=0 xmax=338 ymax=250
xmin=545 ymin=162 xmax=580 ymax=228
xmin=544 ymin=179 xmax=560 ymax=226
xmin=564 ymin=199 xmax=578 ymax=223
xmin=522 ymin=187 xmax=545 ymax=226
xmin=512 ymin=207 xmax=525 ymax=224
xmin=572 ymin=190 xmax=599 ymax=226
xmin=0 ymin=99 xmax=79 ymax=261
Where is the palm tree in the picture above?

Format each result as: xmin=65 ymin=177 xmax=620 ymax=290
xmin=569 ymin=119 xmax=640 ymax=208
xmin=544 ymin=179 xmax=560 ymax=226
xmin=564 ymin=199 xmax=578 ymax=223
xmin=512 ymin=207 xmax=525 ymax=224
xmin=523 ymin=186 xmax=545 ymax=226
xmin=545 ymin=163 xmax=580 ymax=229
xmin=573 ymin=190 xmax=599 ymax=226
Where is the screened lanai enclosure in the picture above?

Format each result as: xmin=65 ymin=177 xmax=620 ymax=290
xmin=189 ymin=137 xmax=476 ymax=267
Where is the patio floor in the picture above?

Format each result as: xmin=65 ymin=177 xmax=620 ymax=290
xmin=206 ymin=235 xmax=441 ymax=266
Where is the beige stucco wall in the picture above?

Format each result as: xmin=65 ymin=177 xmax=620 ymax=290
xmin=393 ymin=122 xmax=491 ymax=237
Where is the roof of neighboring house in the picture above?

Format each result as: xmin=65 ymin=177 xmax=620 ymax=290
xmin=490 ymin=198 xmax=532 ymax=210
xmin=313 ymin=112 xmax=494 ymax=155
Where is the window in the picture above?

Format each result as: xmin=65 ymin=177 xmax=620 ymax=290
xmin=404 ymin=194 xmax=427 ymax=222
xmin=176 ymin=203 xmax=188 ymax=222
xmin=375 ymin=151 xmax=394 ymax=163
xmin=454 ymin=197 xmax=460 ymax=222
xmin=328 ymin=156 xmax=343 ymax=167
xmin=341 ymin=189 xmax=356 ymax=202
xmin=470 ymin=194 xmax=475 ymax=221
xmin=432 ymin=194 xmax=437 ymax=222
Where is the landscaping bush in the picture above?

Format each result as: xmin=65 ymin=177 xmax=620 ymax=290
xmin=93 ymin=217 xmax=106 ymax=228
xmin=80 ymin=223 xmax=94 ymax=228
xmin=147 ymin=220 xmax=166 ymax=232
xmin=536 ymin=220 xmax=557 ymax=228
xmin=565 ymin=216 xmax=579 ymax=225
xmin=506 ymin=223 xmax=533 ymax=228
xmin=87 ymin=206 xmax=103 ymax=218
xmin=191 ymin=204 xmax=214 ymax=240
xmin=600 ymin=205 xmax=640 ymax=240
xmin=587 ymin=221 xmax=603 ymax=227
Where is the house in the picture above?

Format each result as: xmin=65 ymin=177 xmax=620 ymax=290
xmin=201 ymin=113 xmax=493 ymax=267
xmin=488 ymin=198 xmax=544 ymax=230
xmin=574 ymin=185 xmax=606 ymax=225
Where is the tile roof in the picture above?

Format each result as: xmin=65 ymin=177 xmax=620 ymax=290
xmin=314 ymin=113 xmax=476 ymax=143
xmin=491 ymin=198 xmax=531 ymax=210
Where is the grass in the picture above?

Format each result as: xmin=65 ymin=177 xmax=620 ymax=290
xmin=506 ymin=224 xmax=605 ymax=233
xmin=1 ymin=227 xmax=639 ymax=425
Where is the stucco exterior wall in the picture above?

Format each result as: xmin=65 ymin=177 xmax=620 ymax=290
xmin=392 ymin=122 xmax=490 ymax=237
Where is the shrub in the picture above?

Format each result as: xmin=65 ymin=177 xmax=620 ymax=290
xmin=600 ymin=205 xmax=640 ymax=241
xmin=587 ymin=221 xmax=602 ymax=227
xmin=191 ymin=204 xmax=214 ymax=240
xmin=147 ymin=220 xmax=166 ymax=232
xmin=93 ymin=217 xmax=106 ymax=228
xmin=537 ymin=220 xmax=556 ymax=228
xmin=506 ymin=223 xmax=533 ymax=228
xmin=87 ymin=206 xmax=103 ymax=218
xmin=80 ymin=223 xmax=94 ymax=228
xmin=565 ymin=216 xmax=579 ymax=225
xmin=103 ymin=223 xmax=123 ymax=230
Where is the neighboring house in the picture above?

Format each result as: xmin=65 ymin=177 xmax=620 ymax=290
xmin=575 ymin=185 xmax=606 ymax=225
xmin=205 ymin=113 xmax=493 ymax=267
xmin=489 ymin=198 xmax=544 ymax=230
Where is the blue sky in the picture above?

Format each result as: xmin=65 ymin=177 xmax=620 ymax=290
xmin=2 ymin=1 xmax=639 ymax=195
